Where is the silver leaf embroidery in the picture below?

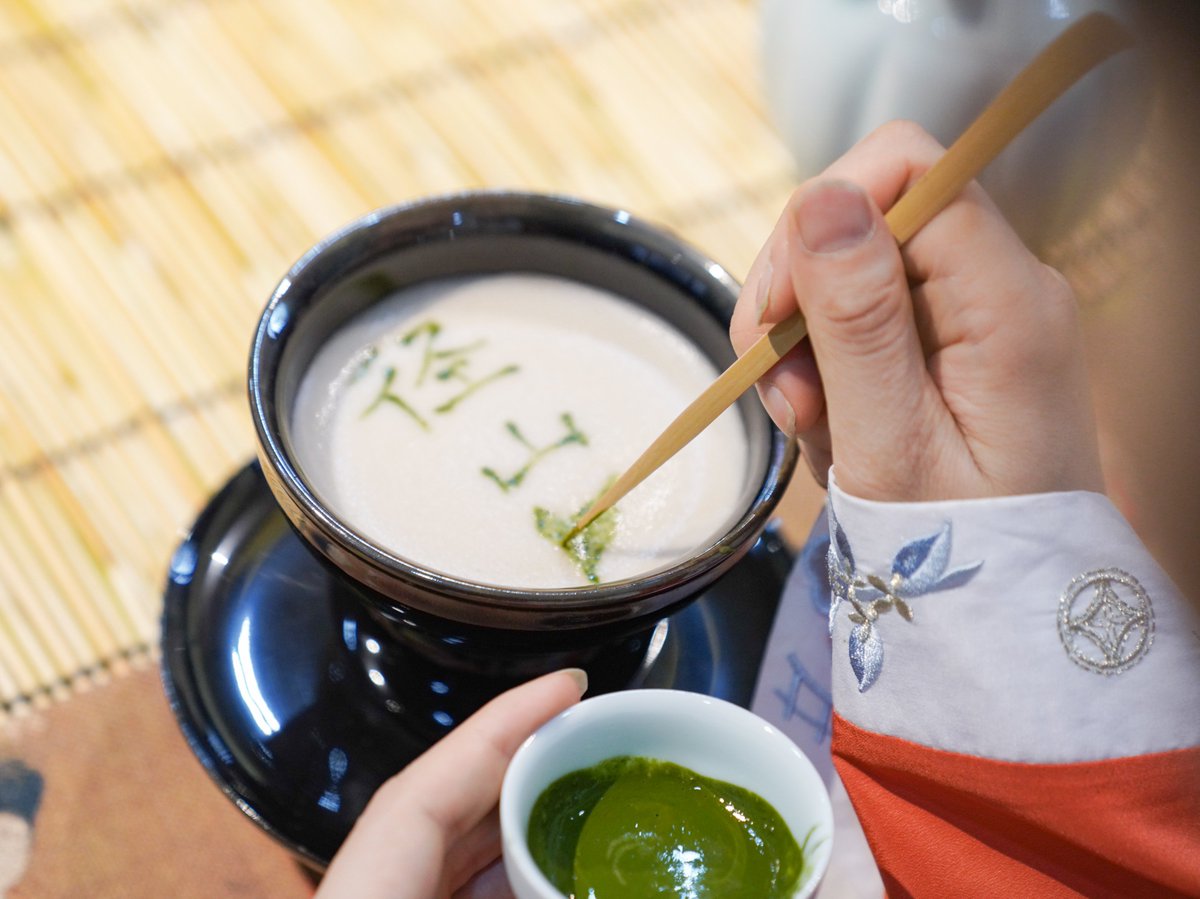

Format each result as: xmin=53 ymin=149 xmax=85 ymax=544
xmin=827 ymin=504 xmax=983 ymax=692
xmin=848 ymin=621 xmax=884 ymax=691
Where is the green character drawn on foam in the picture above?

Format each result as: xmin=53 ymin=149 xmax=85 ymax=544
xmin=481 ymin=413 xmax=588 ymax=492
xmin=359 ymin=320 xmax=518 ymax=425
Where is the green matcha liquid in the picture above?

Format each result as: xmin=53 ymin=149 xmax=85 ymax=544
xmin=526 ymin=755 xmax=806 ymax=898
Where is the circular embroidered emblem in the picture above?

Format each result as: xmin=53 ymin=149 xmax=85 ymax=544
xmin=1057 ymin=568 xmax=1153 ymax=675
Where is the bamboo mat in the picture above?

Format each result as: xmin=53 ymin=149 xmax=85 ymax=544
xmin=0 ymin=0 xmax=806 ymax=720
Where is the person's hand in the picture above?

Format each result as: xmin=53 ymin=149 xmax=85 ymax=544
xmin=731 ymin=121 xmax=1105 ymax=502
xmin=315 ymin=669 xmax=587 ymax=899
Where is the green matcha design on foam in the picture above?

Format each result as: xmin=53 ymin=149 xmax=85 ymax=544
xmin=292 ymin=274 xmax=748 ymax=590
xmin=359 ymin=319 xmax=519 ymax=425
xmin=534 ymin=481 xmax=618 ymax=585
xmin=360 ymin=365 xmax=430 ymax=430
xmin=481 ymin=413 xmax=589 ymax=492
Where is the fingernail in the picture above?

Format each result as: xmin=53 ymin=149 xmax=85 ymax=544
xmin=754 ymin=258 xmax=773 ymax=325
xmin=758 ymin=385 xmax=796 ymax=438
xmin=795 ymin=181 xmax=874 ymax=254
xmin=559 ymin=667 xmax=589 ymax=696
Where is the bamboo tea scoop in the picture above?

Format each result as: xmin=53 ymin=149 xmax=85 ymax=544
xmin=567 ymin=12 xmax=1132 ymax=540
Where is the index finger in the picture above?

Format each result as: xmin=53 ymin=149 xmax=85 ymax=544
xmin=821 ymin=120 xmax=1032 ymax=286
xmin=732 ymin=120 xmax=1039 ymax=354
xmin=732 ymin=122 xmax=952 ymax=349
xmin=394 ymin=669 xmax=587 ymax=838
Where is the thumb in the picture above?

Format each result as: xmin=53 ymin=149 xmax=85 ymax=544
xmin=786 ymin=180 xmax=938 ymax=499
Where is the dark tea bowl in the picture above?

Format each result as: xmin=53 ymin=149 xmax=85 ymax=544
xmin=249 ymin=189 xmax=795 ymax=709
xmin=252 ymin=190 xmax=794 ymax=650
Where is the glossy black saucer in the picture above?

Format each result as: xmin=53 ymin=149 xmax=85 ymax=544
xmin=161 ymin=461 xmax=791 ymax=868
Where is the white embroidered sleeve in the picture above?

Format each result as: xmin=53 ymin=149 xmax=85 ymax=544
xmin=824 ymin=471 xmax=1200 ymax=764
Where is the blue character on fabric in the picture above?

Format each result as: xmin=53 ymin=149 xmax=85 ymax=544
xmin=753 ymin=512 xmax=838 ymax=786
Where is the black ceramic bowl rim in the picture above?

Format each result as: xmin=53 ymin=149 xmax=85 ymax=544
xmin=249 ymin=190 xmax=797 ymax=628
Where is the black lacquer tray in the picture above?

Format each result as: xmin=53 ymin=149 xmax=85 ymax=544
xmin=161 ymin=461 xmax=791 ymax=868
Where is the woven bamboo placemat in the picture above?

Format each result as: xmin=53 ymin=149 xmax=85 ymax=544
xmin=0 ymin=0 xmax=815 ymax=720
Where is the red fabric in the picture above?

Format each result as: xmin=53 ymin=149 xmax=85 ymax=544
xmin=831 ymin=713 xmax=1200 ymax=898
